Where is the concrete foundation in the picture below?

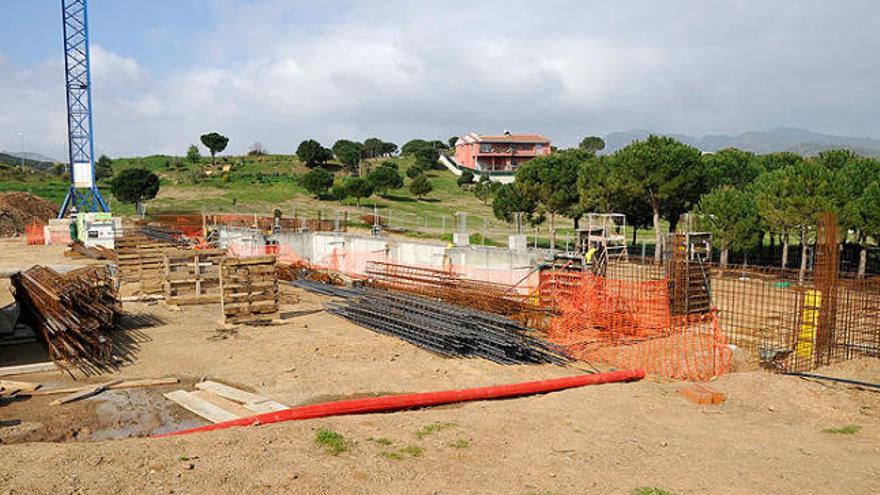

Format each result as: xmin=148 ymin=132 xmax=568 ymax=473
xmin=218 ymin=227 xmax=547 ymax=289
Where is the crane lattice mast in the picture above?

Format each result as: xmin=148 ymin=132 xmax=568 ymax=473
xmin=59 ymin=0 xmax=109 ymax=218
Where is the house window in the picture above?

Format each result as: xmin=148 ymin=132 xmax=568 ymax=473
xmin=479 ymin=143 xmax=492 ymax=153
xmin=535 ymin=144 xmax=543 ymax=153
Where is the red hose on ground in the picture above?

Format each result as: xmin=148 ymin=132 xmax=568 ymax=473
xmin=154 ymin=369 xmax=644 ymax=438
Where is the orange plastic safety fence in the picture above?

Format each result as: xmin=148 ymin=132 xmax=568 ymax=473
xmin=26 ymin=222 xmax=46 ymax=245
xmin=546 ymin=271 xmax=731 ymax=381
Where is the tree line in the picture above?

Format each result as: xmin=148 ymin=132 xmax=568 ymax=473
xmin=181 ymin=132 xmax=449 ymax=202
xmin=96 ymin=132 xmax=455 ymax=213
xmin=489 ymin=135 xmax=880 ymax=278
xmin=296 ymin=137 xmax=449 ymax=203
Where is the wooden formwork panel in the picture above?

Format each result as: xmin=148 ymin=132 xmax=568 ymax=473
xmin=163 ymin=249 xmax=226 ymax=305
xmin=220 ymin=256 xmax=279 ymax=324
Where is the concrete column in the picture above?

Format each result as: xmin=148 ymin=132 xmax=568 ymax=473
xmin=508 ymin=234 xmax=528 ymax=251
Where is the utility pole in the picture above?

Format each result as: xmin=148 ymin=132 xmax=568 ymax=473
xmin=17 ymin=132 xmax=23 ymax=168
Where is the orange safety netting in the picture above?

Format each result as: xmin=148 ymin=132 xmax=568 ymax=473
xmin=545 ymin=271 xmax=731 ymax=381
xmin=26 ymin=222 xmax=46 ymax=245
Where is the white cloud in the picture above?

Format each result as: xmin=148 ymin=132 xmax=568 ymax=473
xmin=2 ymin=0 xmax=880 ymax=157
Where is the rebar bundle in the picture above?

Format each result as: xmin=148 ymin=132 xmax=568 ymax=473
xmin=139 ymin=225 xmax=192 ymax=246
xmin=294 ymin=279 xmax=569 ymax=365
xmin=277 ymin=261 xmax=344 ymax=286
xmin=10 ymin=265 xmax=120 ymax=370
xmin=364 ymin=261 xmax=538 ymax=318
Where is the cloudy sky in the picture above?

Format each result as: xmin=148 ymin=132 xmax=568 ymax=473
xmin=1 ymin=0 xmax=879 ymax=159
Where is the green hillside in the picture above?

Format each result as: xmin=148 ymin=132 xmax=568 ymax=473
xmin=0 ymin=152 xmax=55 ymax=170
xmin=0 ymin=153 xmax=576 ymax=246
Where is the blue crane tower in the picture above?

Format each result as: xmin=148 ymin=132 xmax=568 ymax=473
xmin=59 ymin=0 xmax=109 ymax=218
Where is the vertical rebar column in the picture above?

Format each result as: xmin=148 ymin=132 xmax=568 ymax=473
xmin=668 ymin=233 xmax=689 ymax=316
xmin=813 ymin=212 xmax=839 ymax=367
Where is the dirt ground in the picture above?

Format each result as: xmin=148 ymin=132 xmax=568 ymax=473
xmin=1 ymin=238 xmax=879 ymax=494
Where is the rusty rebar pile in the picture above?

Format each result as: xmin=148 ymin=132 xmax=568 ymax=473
xmin=277 ymin=260 xmax=344 ymax=285
xmin=10 ymin=265 xmax=120 ymax=370
xmin=364 ymin=261 xmax=537 ymax=318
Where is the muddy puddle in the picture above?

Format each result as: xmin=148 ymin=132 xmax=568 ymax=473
xmin=89 ymin=388 xmax=205 ymax=440
xmin=0 ymin=385 xmax=206 ymax=444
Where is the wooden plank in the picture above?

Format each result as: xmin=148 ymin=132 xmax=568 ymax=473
xmin=167 ymin=295 xmax=221 ymax=306
xmin=167 ymin=276 xmax=221 ymax=283
xmin=223 ymin=301 xmax=278 ymax=312
xmin=224 ymin=287 xmax=276 ymax=295
xmin=178 ymin=384 xmax=283 ymax=414
xmin=51 ymin=379 xmax=124 ymax=406
xmin=220 ymin=281 xmax=277 ymax=289
xmin=246 ymin=400 xmax=289 ymax=413
xmin=0 ymin=362 xmax=59 ymax=377
xmin=190 ymin=390 xmax=254 ymax=418
xmin=222 ymin=256 xmax=277 ymax=266
xmin=222 ymin=299 xmax=278 ymax=308
xmin=120 ymin=294 xmax=165 ymax=302
xmin=221 ymin=296 xmax=276 ymax=304
xmin=32 ymin=377 xmax=179 ymax=396
xmin=163 ymin=390 xmax=240 ymax=423
xmin=166 ymin=250 xmax=225 ymax=260
xmin=194 ymin=380 xmax=273 ymax=405
xmin=224 ymin=266 xmax=277 ymax=275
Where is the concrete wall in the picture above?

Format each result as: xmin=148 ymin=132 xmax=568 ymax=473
xmin=218 ymin=226 xmax=546 ymax=290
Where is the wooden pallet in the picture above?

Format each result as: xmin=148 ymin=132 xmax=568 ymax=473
xmin=116 ymin=235 xmax=185 ymax=294
xmin=219 ymin=256 xmax=279 ymax=324
xmin=163 ymin=249 xmax=226 ymax=305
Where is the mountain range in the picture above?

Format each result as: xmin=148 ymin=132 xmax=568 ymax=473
xmin=603 ymin=128 xmax=880 ymax=157
xmin=0 ymin=151 xmax=58 ymax=170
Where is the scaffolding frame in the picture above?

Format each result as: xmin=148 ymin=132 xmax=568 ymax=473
xmin=577 ymin=213 xmax=629 ymax=261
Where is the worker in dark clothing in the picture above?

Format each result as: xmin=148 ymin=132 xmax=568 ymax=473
xmin=68 ymin=208 xmax=79 ymax=243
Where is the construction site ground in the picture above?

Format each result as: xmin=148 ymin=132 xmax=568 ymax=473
xmin=1 ymin=239 xmax=879 ymax=494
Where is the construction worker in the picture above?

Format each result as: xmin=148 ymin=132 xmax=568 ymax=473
xmin=585 ymin=245 xmax=599 ymax=264
xmin=68 ymin=207 xmax=79 ymax=243
xmin=586 ymin=244 xmax=607 ymax=276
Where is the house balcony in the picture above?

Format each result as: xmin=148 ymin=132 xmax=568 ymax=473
xmin=474 ymin=150 xmax=541 ymax=157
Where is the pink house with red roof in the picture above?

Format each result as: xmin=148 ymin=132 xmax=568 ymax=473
xmin=452 ymin=131 xmax=552 ymax=174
